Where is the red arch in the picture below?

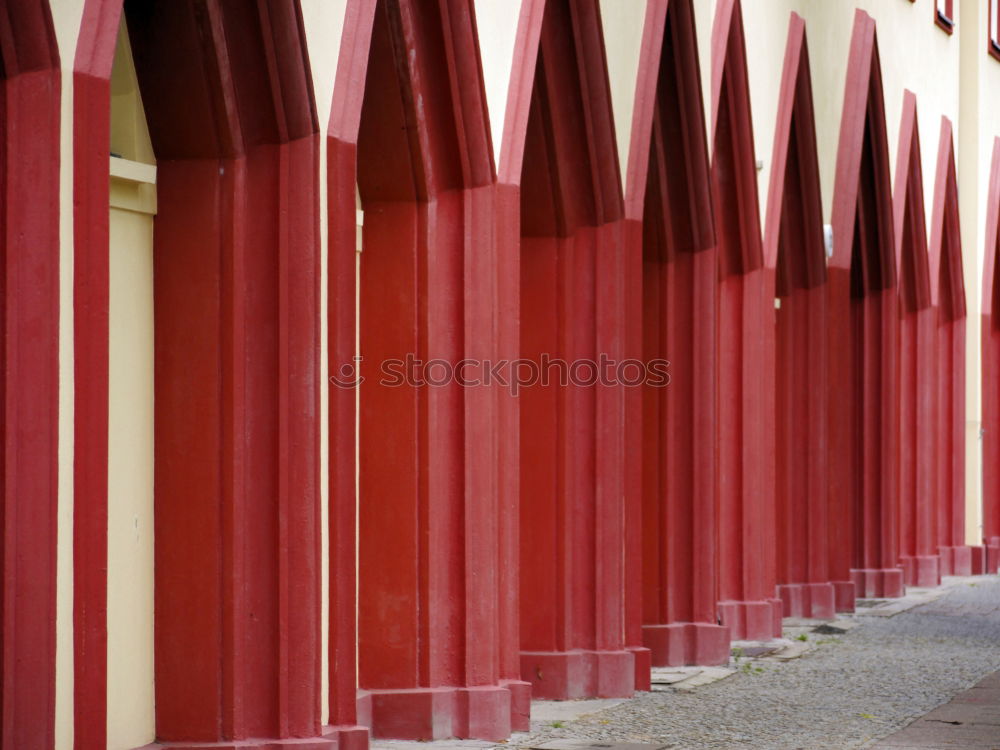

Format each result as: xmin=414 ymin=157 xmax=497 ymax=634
xmin=828 ymin=9 xmax=901 ymax=602
xmin=327 ymin=0 xmax=515 ymax=741
xmin=711 ymin=0 xmax=781 ymax=641
xmin=498 ymin=0 xmax=635 ymax=698
xmin=625 ymin=0 xmax=729 ymax=668
xmin=765 ymin=12 xmax=834 ymax=621
xmin=893 ymin=91 xmax=940 ymax=588
xmin=982 ymin=138 xmax=1000 ymax=573
xmin=0 ymin=2 xmax=60 ymax=748
xmin=74 ymin=1 xmax=322 ymax=745
xmin=929 ymin=117 xmax=976 ymax=576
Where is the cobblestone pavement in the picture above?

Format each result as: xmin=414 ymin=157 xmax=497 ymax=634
xmin=501 ymin=576 xmax=1000 ymax=750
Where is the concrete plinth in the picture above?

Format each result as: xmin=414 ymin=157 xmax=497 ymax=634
xmin=717 ymin=599 xmax=783 ymax=640
xmin=628 ymin=645 xmax=652 ymax=691
xmin=361 ymin=686 xmax=511 ymax=742
xmin=900 ymin=555 xmax=941 ymax=588
xmin=642 ymin=622 xmax=731 ymax=667
xmin=520 ymin=649 xmax=635 ymax=701
xmin=778 ymin=582 xmax=836 ymax=620
xmin=851 ymin=567 xmax=905 ymax=598
xmin=500 ymin=679 xmax=532 ymax=732
xmin=832 ymin=580 xmax=857 ymax=612
xmin=938 ymin=545 xmax=979 ymax=577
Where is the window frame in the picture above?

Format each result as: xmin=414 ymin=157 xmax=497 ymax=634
xmin=935 ymin=0 xmax=955 ymax=34
xmin=991 ymin=0 xmax=1000 ymax=61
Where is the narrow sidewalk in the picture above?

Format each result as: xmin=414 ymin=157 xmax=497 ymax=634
xmin=872 ymin=669 xmax=1000 ymax=749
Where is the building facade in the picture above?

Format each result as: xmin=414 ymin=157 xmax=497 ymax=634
xmin=3 ymin=0 xmax=1000 ymax=747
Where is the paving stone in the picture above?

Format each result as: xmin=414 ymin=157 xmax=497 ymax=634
xmin=502 ymin=576 xmax=1000 ymax=750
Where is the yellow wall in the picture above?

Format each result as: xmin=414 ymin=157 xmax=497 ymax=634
xmin=300 ymin=0 xmax=349 ymax=723
xmin=49 ymin=0 xmax=88 ymax=746
xmin=105 ymin=21 xmax=157 ymax=750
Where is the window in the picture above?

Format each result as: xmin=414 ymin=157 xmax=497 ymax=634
xmin=936 ymin=0 xmax=955 ymax=34
xmin=991 ymin=0 xmax=1000 ymax=60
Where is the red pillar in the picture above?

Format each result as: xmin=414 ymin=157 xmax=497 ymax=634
xmin=893 ymin=93 xmax=940 ymax=589
xmin=710 ymin=0 xmax=782 ymax=641
xmin=829 ymin=10 xmax=903 ymax=603
xmin=76 ymin=2 xmax=331 ymax=747
xmin=499 ymin=0 xmax=634 ymax=699
xmin=0 ymin=4 xmax=60 ymax=748
xmin=929 ymin=118 xmax=977 ymax=577
xmin=984 ymin=139 xmax=1000 ymax=574
xmin=765 ymin=14 xmax=835 ymax=621
xmin=330 ymin=0 xmax=516 ymax=740
xmin=623 ymin=0 xmax=729 ymax=668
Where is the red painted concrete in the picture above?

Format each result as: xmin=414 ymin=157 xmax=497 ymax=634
xmin=764 ymin=14 xmax=835 ymax=621
xmin=73 ymin=2 xmax=120 ymax=746
xmin=893 ymin=92 xmax=941 ymax=589
xmin=982 ymin=139 xmax=1000 ymax=575
xmin=929 ymin=118 xmax=975 ymax=577
xmin=829 ymin=11 xmax=902 ymax=603
xmin=0 ymin=3 xmax=60 ymax=748
xmin=330 ymin=0 xmax=517 ymax=740
xmin=711 ymin=0 xmax=781 ymax=640
xmin=77 ymin=1 xmax=329 ymax=747
xmin=500 ymin=0 xmax=634 ymax=698
xmin=623 ymin=0 xmax=729 ymax=667
xmin=495 ymin=0 xmax=544 ymax=717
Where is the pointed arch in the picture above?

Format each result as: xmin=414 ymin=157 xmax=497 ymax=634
xmin=764 ymin=12 xmax=834 ymax=622
xmin=499 ymin=0 xmax=635 ymax=699
xmin=327 ymin=0 xmax=514 ymax=740
xmin=710 ymin=0 xmax=781 ymax=641
xmin=0 ymin=2 xmax=60 ymax=748
xmin=929 ymin=117 xmax=975 ymax=576
xmin=981 ymin=138 xmax=1000 ymax=573
xmin=893 ymin=92 xmax=939 ymax=588
xmin=828 ymin=9 xmax=901 ymax=602
xmin=74 ymin=1 xmax=323 ymax=746
xmin=624 ymin=0 xmax=729 ymax=668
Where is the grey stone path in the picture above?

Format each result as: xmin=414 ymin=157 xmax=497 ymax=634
xmin=500 ymin=576 xmax=1000 ymax=750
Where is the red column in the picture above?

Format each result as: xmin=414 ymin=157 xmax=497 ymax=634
xmin=500 ymin=0 xmax=634 ymax=699
xmin=711 ymin=0 xmax=781 ymax=641
xmin=330 ymin=0 xmax=516 ymax=741
xmin=624 ymin=0 xmax=729 ymax=668
xmin=893 ymin=93 xmax=941 ymax=588
xmin=984 ymin=139 xmax=1000 ymax=574
xmin=928 ymin=119 xmax=978 ymax=576
xmin=765 ymin=14 xmax=835 ymax=621
xmin=76 ymin=3 xmax=332 ymax=747
xmin=829 ymin=10 xmax=903 ymax=603
xmin=0 ymin=4 xmax=60 ymax=748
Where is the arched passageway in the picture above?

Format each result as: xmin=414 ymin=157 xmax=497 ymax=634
xmin=765 ymin=13 xmax=834 ymax=621
xmin=625 ymin=0 xmax=730 ymax=667
xmin=893 ymin=92 xmax=940 ymax=589
xmin=828 ymin=10 xmax=902 ymax=603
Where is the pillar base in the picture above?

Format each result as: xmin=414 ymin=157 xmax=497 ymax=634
xmin=900 ymin=555 xmax=941 ymax=588
xmin=136 ymin=739 xmax=338 ymax=750
xmin=851 ymin=567 xmax=905 ymax=599
xmin=628 ymin=646 xmax=652 ymax=691
xmin=324 ymin=726 xmax=370 ymax=750
xmin=520 ymin=649 xmax=634 ymax=701
xmin=777 ymin=582 xmax=836 ymax=620
xmin=939 ymin=546 xmax=981 ymax=577
xmin=717 ymin=598 xmax=783 ymax=640
xmin=500 ymin=679 xmax=532 ymax=732
xmin=986 ymin=537 xmax=1000 ymax=574
xmin=361 ymin=686 xmax=511 ymax=741
xmin=642 ymin=622 xmax=731 ymax=667
xmin=831 ymin=580 xmax=856 ymax=612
